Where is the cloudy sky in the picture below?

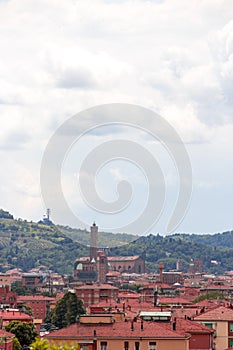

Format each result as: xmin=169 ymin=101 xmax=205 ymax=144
xmin=0 ymin=0 xmax=233 ymax=235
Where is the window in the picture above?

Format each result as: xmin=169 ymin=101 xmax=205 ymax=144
xmin=204 ymin=323 xmax=213 ymax=329
xmin=149 ymin=342 xmax=156 ymax=350
xmin=124 ymin=341 xmax=129 ymax=350
xmin=230 ymin=323 xmax=233 ymax=332
xmin=230 ymin=339 xmax=233 ymax=347
xmin=101 ymin=341 xmax=108 ymax=350
xmin=80 ymin=346 xmax=88 ymax=350
xmin=135 ymin=342 xmax=140 ymax=350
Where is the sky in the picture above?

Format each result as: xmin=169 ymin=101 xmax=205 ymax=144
xmin=0 ymin=0 xmax=233 ymax=235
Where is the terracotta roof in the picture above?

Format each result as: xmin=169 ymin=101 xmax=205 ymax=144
xmin=75 ymin=257 xmax=90 ymax=262
xmin=107 ymin=256 xmax=141 ymax=261
xmin=202 ymin=284 xmax=232 ymax=290
xmin=89 ymin=301 xmax=114 ymax=308
xmin=0 ymin=329 xmax=14 ymax=338
xmin=121 ymin=300 xmax=154 ymax=310
xmin=76 ymin=284 xmax=118 ymax=290
xmin=45 ymin=319 xmax=188 ymax=340
xmin=194 ymin=306 xmax=233 ymax=321
xmin=0 ymin=310 xmax=32 ymax=320
xmin=192 ymin=300 xmax=218 ymax=308
xmin=159 ymin=297 xmax=191 ymax=305
xmin=106 ymin=271 xmax=120 ymax=276
xmin=175 ymin=318 xmax=214 ymax=334
xmin=141 ymin=283 xmax=172 ymax=289
xmin=172 ymin=308 xmax=199 ymax=319
xmin=89 ymin=300 xmax=153 ymax=313
xmin=17 ymin=295 xmax=55 ymax=302
xmin=118 ymin=292 xmax=140 ymax=299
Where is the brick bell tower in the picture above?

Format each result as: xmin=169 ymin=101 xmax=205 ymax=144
xmin=90 ymin=222 xmax=98 ymax=262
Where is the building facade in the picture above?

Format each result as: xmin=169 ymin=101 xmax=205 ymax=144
xmin=17 ymin=295 xmax=55 ymax=321
xmin=107 ymin=256 xmax=146 ymax=274
xmin=76 ymin=284 xmax=119 ymax=308
xmin=45 ymin=317 xmax=189 ymax=350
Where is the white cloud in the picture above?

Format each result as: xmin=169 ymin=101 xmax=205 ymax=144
xmin=0 ymin=0 xmax=232 ymax=233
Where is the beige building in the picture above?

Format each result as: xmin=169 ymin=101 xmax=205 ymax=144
xmin=194 ymin=305 xmax=233 ymax=350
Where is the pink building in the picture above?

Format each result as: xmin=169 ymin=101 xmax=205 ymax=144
xmin=0 ymin=329 xmax=14 ymax=350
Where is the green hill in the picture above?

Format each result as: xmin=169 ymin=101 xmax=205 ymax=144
xmin=1 ymin=209 xmax=233 ymax=275
xmin=109 ymin=234 xmax=233 ymax=274
xmin=58 ymin=225 xmax=138 ymax=248
xmin=174 ymin=231 xmax=233 ymax=248
xmin=0 ymin=215 xmax=88 ymax=274
xmin=0 ymin=209 xmax=137 ymax=275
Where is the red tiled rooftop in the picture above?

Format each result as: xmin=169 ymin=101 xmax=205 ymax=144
xmin=172 ymin=308 xmax=199 ymax=319
xmin=118 ymin=292 xmax=140 ymax=299
xmin=55 ymin=293 xmax=65 ymax=302
xmin=0 ymin=329 xmax=14 ymax=338
xmin=89 ymin=300 xmax=113 ymax=308
xmin=46 ymin=319 xmax=188 ymax=339
xmin=107 ymin=256 xmax=140 ymax=261
xmin=194 ymin=306 xmax=233 ymax=321
xmin=106 ymin=271 xmax=120 ymax=276
xmin=0 ymin=310 xmax=32 ymax=320
xmin=17 ymin=295 xmax=55 ymax=301
xmin=121 ymin=300 xmax=154 ymax=310
xmin=192 ymin=299 xmax=219 ymax=308
xmin=175 ymin=318 xmax=214 ymax=334
xmin=159 ymin=297 xmax=192 ymax=305
xmin=141 ymin=283 xmax=172 ymax=290
xmin=75 ymin=257 xmax=90 ymax=262
xmin=203 ymin=284 xmax=232 ymax=290
xmin=76 ymin=284 xmax=118 ymax=290
xmin=89 ymin=300 xmax=153 ymax=313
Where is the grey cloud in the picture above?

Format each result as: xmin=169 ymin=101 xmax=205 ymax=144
xmin=0 ymin=131 xmax=31 ymax=150
xmin=56 ymin=67 xmax=97 ymax=89
xmin=0 ymin=95 xmax=24 ymax=106
xmin=55 ymin=120 xmax=129 ymax=138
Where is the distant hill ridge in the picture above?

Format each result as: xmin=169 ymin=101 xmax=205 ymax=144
xmin=0 ymin=209 xmax=233 ymax=275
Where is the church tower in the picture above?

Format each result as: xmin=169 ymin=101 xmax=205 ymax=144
xmin=90 ymin=222 xmax=98 ymax=262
